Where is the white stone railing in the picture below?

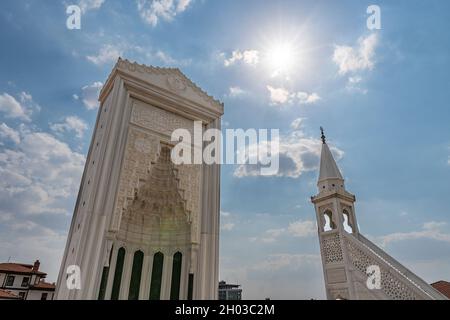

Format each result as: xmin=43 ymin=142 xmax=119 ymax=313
xmin=342 ymin=232 xmax=446 ymax=300
xmin=356 ymin=233 xmax=447 ymax=300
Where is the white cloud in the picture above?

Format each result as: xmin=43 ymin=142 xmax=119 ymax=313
xmin=220 ymin=211 xmax=236 ymax=231
xmin=81 ymin=82 xmax=103 ymax=110
xmin=78 ymin=0 xmax=105 ymax=13
xmin=227 ymin=86 xmax=246 ymax=98
xmin=154 ymin=50 xmax=191 ymax=66
xmin=242 ymin=50 xmax=259 ymax=65
xmin=287 ymin=220 xmax=316 ymax=238
xmin=0 ymin=123 xmax=20 ymax=144
xmin=296 ymin=92 xmax=321 ymax=104
xmin=137 ymin=0 xmax=192 ymax=27
xmin=221 ymin=223 xmax=235 ymax=231
xmin=252 ymin=254 xmax=320 ymax=272
xmin=346 ymin=76 xmax=368 ymax=94
xmin=333 ymin=33 xmax=379 ymax=75
xmin=447 ymin=147 xmax=450 ymax=165
xmin=0 ymin=90 xmax=86 ymax=280
xmin=423 ymin=221 xmax=446 ymax=230
xmin=50 ymin=116 xmax=88 ymax=138
xmin=223 ymin=50 xmax=260 ymax=67
xmin=267 ymin=86 xmax=289 ymax=104
xmin=0 ymin=216 xmax=66 ymax=281
xmin=376 ymin=221 xmax=450 ymax=247
xmin=86 ymin=44 xmax=122 ymax=66
xmin=254 ymin=228 xmax=285 ymax=243
xmin=0 ymin=92 xmax=39 ymax=122
xmin=0 ymin=127 xmax=85 ymax=216
xmin=222 ymin=51 xmax=239 ymax=67
xmin=266 ymin=86 xmax=321 ymax=106
xmin=234 ymin=127 xmax=343 ymax=178
xmin=250 ymin=219 xmax=316 ymax=243
xmin=0 ymin=211 xmax=13 ymax=222
xmin=348 ymin=76 xmax=362 ymax=84
xmin=155 ymin=50 xmax=177 ymax=64
xmin=290 ymin=118 xmax=305 ymax=131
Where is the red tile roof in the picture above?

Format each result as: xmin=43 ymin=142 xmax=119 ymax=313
xmin=0 ymin=289 xmax=20 ymax=300
xmin=30 ymin=281 xmax=56 ymax=291
xmin=0 ymin=263 xmax=46 ymax=276
xmin=431 ymin=280 xmax=450 ymax=299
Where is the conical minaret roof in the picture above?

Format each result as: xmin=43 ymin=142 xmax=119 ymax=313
xmin=318 ymin=127 xmax=343 ymax=182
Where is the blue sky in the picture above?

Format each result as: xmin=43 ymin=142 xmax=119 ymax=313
xmin=0 ymin=0 xmax=450 ymax=299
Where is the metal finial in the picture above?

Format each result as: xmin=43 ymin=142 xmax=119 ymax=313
xmin=320 ymin=127 xmax=326 ymax=144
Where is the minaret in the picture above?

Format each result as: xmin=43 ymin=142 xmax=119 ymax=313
xmin=317 ymin=127 xmax=345 ymax=192
xmin=311 ymin=127 xmax=359 ymax=300
xmin=311 ymin=128 xmax=447 ymax=300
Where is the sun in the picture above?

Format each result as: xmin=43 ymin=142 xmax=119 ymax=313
xmin=265 ymin=41 xmax=298 ymax=77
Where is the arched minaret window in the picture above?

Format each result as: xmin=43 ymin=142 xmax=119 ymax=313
xmin=342 ymin=210 xmax=353 ymax=233
xmin=323 ymin=210 xmax=335 ymax=232
xmin=128 ymin=250 xmax=144 ymax=300
xmin=111 ymin=247 xmax=125 ymax=300
xmin=149 ymin=252 xmax=164 ymax=300
xmin=170 ymin=252 xmax=183 ymax=300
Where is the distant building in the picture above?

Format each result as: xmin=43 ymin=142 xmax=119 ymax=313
xmin=0 ymin=260 xmax=56 ymax=300
xmin=218 ymin=280 xmax=242 ymax=300
xmin=431 ymin=281 xmax=450 ymax=299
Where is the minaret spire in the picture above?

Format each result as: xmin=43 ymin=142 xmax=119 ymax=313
xmin=317 ymin=128 xmax=344 ymax=190
xmin=320 ymin=126 xmax=326 ymax=144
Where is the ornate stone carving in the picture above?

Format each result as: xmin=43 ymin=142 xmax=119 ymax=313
xmin=113 ymin=100 xmax=201 ymax=244
xmin=113 ymin=128 xmax=158 ymax=231
xmin=345 ymin=236 xmax=419 ymax=300
xmin=326 ymin=268 xmax=347 ymax=284
xmin=131 ymin=100 xmax=195 ymax=137
xmin=322 ymin=233 xmax=343 ymax=264
xmin=118 ymin=147 xmax=191 ymax=248
xmin=134 ymin=138 xmax=153 ymax=154
xmin=114 ymin=58 xmax=223 ymax=108
xmin=167 ymin=76 xmax=187 ymax=93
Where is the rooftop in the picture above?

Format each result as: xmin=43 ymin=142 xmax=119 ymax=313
xmin=30 ymin=281 xmax=56 ymax=291
xmin=101 ymin=58 xmax=224 ymax=116
xmin=0 ymin=262 xmax=46 ymax=276
xmin=431 ymin=280 xmax=450 ymax=299
xmin=219 ymin=281 xmax=241 ymax=289
xmin=0 ymin=289 xmax=20 ymax=300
